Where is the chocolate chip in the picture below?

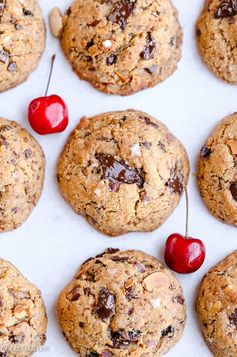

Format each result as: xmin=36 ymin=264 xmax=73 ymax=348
xmin=200 ymin=146 xmax=211 ymax=158
xmin=106 ymin=54 xmax=117 ymax=66
xmin=0 ymin=353 xmax=7 ymax=357
xmin=196 ymin=28 xmax=201 ymax=37
xmin=95 ymin=153 xmax=144 ymax=187
xmin=215 ymin=0 xmax=237 ymax=18
xmin=173 ymin=295 xmax=184 ymax=305
xmin=166 ymin=166 xmax=184 ymax=195
xmin=0 ymin=50 xmax=8 ymax=63
xmin=109 ymin=182 xmax=121 ymax=192
xmin=9 ymin=333 xmax=25 ymax=343
xmin=95 ymin=288 xmax=115 ymax=321
xmin=86 ymin=39 xmax=94 ymax=49
xmin=102 ymin=352 xmax=113 ymax=357
xmin=111 ymin=256 xmax=129 ymax=262
xmin=0 ymin=0 xmax=5 ymax=17
xmin=89 ymin=20 xmax=100 ymax=27
xmin=111 ymin=330 xmax=141 ymax=349
xmin=108 ymin=0 xmax=136 ymax=30
xmin=169 ymin=37 xmax=175 ymax=47
xmin=107 ymin=248 xmax=120 ymax=254
xmin=139 ymin=115 xmax=159 ymax=128
xmin=230 ymin=183 xmax=237 ymax=200
xmin=136 ymin=262 xmax=146 ymax=273
xmin=140 ymin=190 xmax=150 ymax=203
xmin=125 ymin=286 xmax=137 ymax=300
xmin=7 ymin=62 xmax=17 ymax=73
xmin=79 ymin=322 xmax=85 ymax=328
xmin=140 ymin=32 xmax=156 ymax=60
xmin=23 ymin=8 xmax=33 ymax=16
xmin=229 ymin=308 xmax=237 ymax=325
xmin=67 ymin=286 xmax=81 ymax=302
xmin=145 ymin=65 xmax=157 ymax=74
xmin=161 ymin=326 xmax=174 ymax=337
xmin=24 ymin=149 xmax=32 ymax=159
xmin=88 ymin=353 xmax=98 ymax=357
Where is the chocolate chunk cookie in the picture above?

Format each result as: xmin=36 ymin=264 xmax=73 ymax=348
xmin=198 ymin=113 xmax=237 ymax=226
xmin=197 ymin=0 xmax=237 ymax=83
xmin=57 ymin=249 xmax=186 ymax=356
xmin=0 ymin=0 xmax=45 ymax=92
xmin=57 ymin=110 xmax=189 ymax=236
xmin=60 ymin=0 xmax=182 ymax=95
xmin=196 ymin=251 xmax=237 ymax=357
xmin=0 ymin=118 xmax=45 ymax=232
xmin=0 ymin=258 xmax=47 ymax=356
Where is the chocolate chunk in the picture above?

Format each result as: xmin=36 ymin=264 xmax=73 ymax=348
xmin=145 ymin=65 xmax=157 ymax=74
xmin=140 ymin=191 xmax=150 ymax=203
xmin=0 ymin=50 xmax=8 ymax=63
xmin=9 ymin=333 xmax=25 ymax=343
xmin=109 ymin=182 xmax=121 ymax=192
xmin=88 ymin=353 xmax=98 ymax=357
xmin=24 ymin=149 xmax=32 ymax=159
xmin=161 ymin=325 xmax=174 ymax=337
xmin=95 ymin=288 xmax=115 ymax=321
xmin=139 ymin=115 xmax=159 ymax=128
xmin=23 ymin=8 xmax=33 ymax=16
xmin=200 ymin=146 xmax=211 ymax=158
xmin=136 ymin=262 xmax=146 ymax=273
xmin=7 ymin=62 xmax=17 ymax=73
xmin=67 ymin=286 xmax=81 ymax=302
xmin=0 ymin=353 xmax=7 ymax=357
xmin=106 ymin=54 xmax=117 ymax=66
xmin=111 ymin=330 xmax=141 ymax=349
xmin=230 ymin=183 xmax=237 ymax=200
xmin=107 ymin=248 xmax=120 ymax=254
xmin=229 ymin=308 xmax=237 ymax=325
xmin=66 ymin=7 xmax=71 ymax=16
xmin=108 ymin=0 xmax=136 ymax=30
xmin=158 ymin=141 xmax=165 ymax=151
xmin=215 ymin=0 xmax=237 ymax=18
xmin=111 ymin=256 xmax=129 ymax=262
xmin=79 ymin=322 xmax=85 ymax=328
xmin=102 ymin=352 xmax=113 ymax=357
xmin=15 ymin=23 xmax=23 ymax=30
xmin=89 ymin=20 xmax=100 ymax=27
xmin=166 ymin=165 xmax=184 ymax=195
xmin=169 ymin=37 xmax=175 ymax=47
xmin=86 ymin=39 xmax=94 ymax=49
xmin=96 ymin=153 xmax=144 ymax=187
xmin=0 ymin=0 xmax=5 ymax=17
xmin=125 ymin=286 xmax=137 ymax=300
xmin=140 ymin=32 xmax=156 ymax=60
xmin=173 ymin=295 xmax=184 ymax=305
xmin=140 ymin=141 xmax=152 ymax=149
xmin=196 ymin=28 xmax=201 ymax=37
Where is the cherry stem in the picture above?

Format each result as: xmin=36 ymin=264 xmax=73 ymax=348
xmin=185 ymin=187 xmax=189 ymax=239
xmin=45 ymin=54 xmax=56 ymax=96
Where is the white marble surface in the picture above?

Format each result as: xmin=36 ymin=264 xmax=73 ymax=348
xmin=1 ymin=0 xmax=237 ymax=356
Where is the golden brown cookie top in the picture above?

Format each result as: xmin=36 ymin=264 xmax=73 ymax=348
xmin=197 ymin=0 xmax=237 ymax=83
xmin=0 ymin=258 xmax=47 ymax=356
xmin=0 ymin=0 xmax=45 ymax=92
xmin=57 ymin=110 xmax=189 ymax=236
xmin=0 ymin=118 xmax=45 ymax=232
xmin=57 ymin=249 xmax=186 ymax=356
xmin=196 ymin=250 xmax=237 ymax=357
xmin=198 ymin=113 xmax=237 ymax=226
xmin=60 ymin=0 xmax=182 ymax=95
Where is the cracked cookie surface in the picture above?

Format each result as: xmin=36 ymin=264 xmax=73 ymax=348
xmin=57 ymin=110 xmax=189 ymax=236
xmin=60 ymin=0 xmax=182 ymax=95
xmin=0 ymin=118 xmax=45 ymax=232
xmin=197 ymin=0 xmax=237 ymax=83
xmin=0 ymin=258 xmax=47 ymax=356
xmin=196 ymin=250 xmax=237 ymax=357
xmin=0 ymin=0 xmax=45 ymax=92
xmin=57 ymin=249 xmax=186 ymax=357
xmin=198 ymin=113 xmax=237 ymax=226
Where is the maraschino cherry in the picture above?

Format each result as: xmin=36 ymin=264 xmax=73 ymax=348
xmin=28 ymin=55 xmax=68 ymax=135
xmin=164 ymin=188 xmax=206 ymax=274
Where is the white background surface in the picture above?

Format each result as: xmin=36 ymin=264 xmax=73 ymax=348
xmin=1 ymin=0 xmax=237 ymax=356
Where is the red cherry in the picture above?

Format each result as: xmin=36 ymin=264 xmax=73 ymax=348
xmin=164 ymin=233 xmax=206 ymax=274
xmin=28 ymin=55 xmax=68 ymax=135
xmin=164 ymin=188 xmax=206 ymax=274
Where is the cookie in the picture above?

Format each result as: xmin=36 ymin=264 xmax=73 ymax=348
xmin=57 ymin=110 xmax=189 ymax=236
xmin=0 ymin=258 xmax=47 ymax=356
xmin=57 ymin=249 xmax=186 ymax=356
xmin=0 ymin=0 xmax=45 ymax=92
xmin=60 ymin=0 xmax=182 ymax=96
xmin=0 ymin=118 xmax=45 ymax=232
xmin=196 ymin=250 xmax=237 ymax=357
xmin=197 ymin=113 xmax=237 ymax=226
xmin=197 ymin=0 xmax=237 ymax=83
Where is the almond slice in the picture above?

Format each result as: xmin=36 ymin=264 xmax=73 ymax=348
xmin=143 ymin=272 xmax=170 ymax=292
xmin=49 ymin=7 xmax=63 ymax=38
